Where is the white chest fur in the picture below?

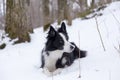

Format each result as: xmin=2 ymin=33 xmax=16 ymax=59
xmin=44 ymin=50 xmax=63 ymax=72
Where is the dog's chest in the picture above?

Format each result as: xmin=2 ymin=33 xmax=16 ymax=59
xmin=44 ymin=50 xmax=63 ymax=71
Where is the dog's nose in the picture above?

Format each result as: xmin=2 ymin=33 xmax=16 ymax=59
xmin=70 ymin=45 xmax=75 ymax=50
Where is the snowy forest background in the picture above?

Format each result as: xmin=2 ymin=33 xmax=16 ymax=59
xmin=0 ymin=0 xmax=119 ymax=43
xmin=0 ymin=0 xmax=118 ymax=29
xmin=0 ymin=0 xmax=120 ymax=80
xmin=0 ymin=0 xmax=119 ymax=29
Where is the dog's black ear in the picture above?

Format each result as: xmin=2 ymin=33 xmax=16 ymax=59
xmin=48 ymin=26 xmax=56 ymax=37
xmin=58 ymin=22 xmax=67 ymax=33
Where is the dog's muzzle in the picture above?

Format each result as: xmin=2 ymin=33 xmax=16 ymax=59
xmin=70 ymin=44 xmax=75 ymax=51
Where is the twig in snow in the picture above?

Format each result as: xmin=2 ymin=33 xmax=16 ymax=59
xmin=109 ymin=10 xmax=120 ymax=26
xmin=119 ymin=44 xmax=120 ymax=50
xmin=52 ymin=72 xmax=54 ymax=80
xmin=109 ymin=10 xmax=120 ymax=32
xmin=95 ymin=17 xmax=106 ymax=51
xmin=109 ymin=69 xmax=111 ymax=80
xmin=114 ymin=45 xmax=120 ymax=53
xmin=78 ymin=31 xmax=81 ymax=78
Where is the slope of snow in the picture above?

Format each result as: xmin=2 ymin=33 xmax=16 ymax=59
xmin=0 ymin=1 xmax=120 ymax=80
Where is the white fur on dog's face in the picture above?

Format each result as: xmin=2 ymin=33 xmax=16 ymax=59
xmin=44 ymin=50 xmax=63 ymax=72
xmin=59 ymin=33 xmax=75 ymax=53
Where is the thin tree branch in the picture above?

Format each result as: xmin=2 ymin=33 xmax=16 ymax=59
xmin=109 ymin=10 xmax=120 ymax=26
xmin=114 ymin=45 xmax=120 ymax=53
xmin=78 ymin=31 xmax=81 ymax=78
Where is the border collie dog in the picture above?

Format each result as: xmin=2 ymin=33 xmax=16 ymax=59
xmin=41 ymin=22 xmax=86 ymax=76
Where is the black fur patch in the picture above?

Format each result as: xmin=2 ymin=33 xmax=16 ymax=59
xmin=45 ymin=26 xmax=64 ymax=51
xmin=58 ymin=22 xmax=69 ymax=40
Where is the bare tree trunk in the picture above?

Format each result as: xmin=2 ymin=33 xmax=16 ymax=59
xmin=91 ymin=0 xmax=95 ymax=9
xmin=42 ymin=0 xmax=50 ymax=31
xmin=98 ymin=0 xmax=106 ymax=6
xmin=58 ymin=0 xmax=64 ymax=24
xmin=78 ymin=0 xmax=88 ymax=12
xmin=0 ymin=0 xmax=6 ymax=30
xmin=57 ymin=0 xmax=72 ymax=25
xmin=2 ymin=0 xmax=5 ymax=16
xmin=5 ymin=0 xmax=33 ymax=43
xmin=106 ymin=0 xmax=112 ymax=3
xmin=66 ymin=1 xmax=72 ymax=25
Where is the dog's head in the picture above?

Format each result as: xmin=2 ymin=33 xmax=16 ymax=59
xmin=45 ymin=22 xmax=74 ymax=52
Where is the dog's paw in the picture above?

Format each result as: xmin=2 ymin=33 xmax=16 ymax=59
xmin=42 ymin=68 xmax=62 ymax=77
xmin=43 ymin=68 xmax=52 ymax=77
xmin=52 ymin=68 xmax=62 ymax=75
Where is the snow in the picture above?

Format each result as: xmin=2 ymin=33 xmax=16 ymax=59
xmin=0 ymin=1 xmax=120 ymax=80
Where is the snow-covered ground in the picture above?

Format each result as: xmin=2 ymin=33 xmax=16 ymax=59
xmin=0 ymin=1 xmax=120 ymax=80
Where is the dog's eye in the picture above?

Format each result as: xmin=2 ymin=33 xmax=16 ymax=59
xmin=59 ymin=40 xmax=62 ymax=43
xmin=59 ymin=40 xmax=63 ymax=43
